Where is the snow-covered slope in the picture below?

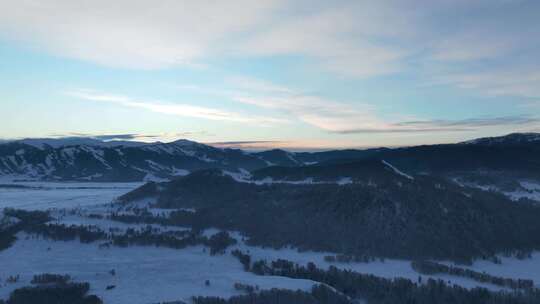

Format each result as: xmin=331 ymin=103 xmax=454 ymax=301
xmin=0 ymin=140 xmax=268 ymax=182
xmin=248 ymin=159 xmax=416 ymax=184
xmin=0 ymin=181 xmax=142 ymax=210
xmin=17 ymin=137 xmax=150 ymax=149
xmin=461 ymin=133 xmax=540 ymax=146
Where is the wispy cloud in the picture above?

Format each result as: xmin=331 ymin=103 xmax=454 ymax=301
xmin=226 ymin=76 xmax=295 ymax=95
xmin=232 ymin=94 xmax=382 ymax=132
xmin=336 ymin=116 xmax=540 ymax=134
xmin=50 ymin=131 xmax=213 ymax=142
xmin=72 ymin=133 xmax=155 ymax=141
xmin=432 ymin=69 xmax=540 ymax=99
xmin=66 ymin=89 xmax=286 ymax=125
xmin=176 ymin=76 xmax=392 ymax=133
xmin=235 ymin=3 xmax=411 ymax=77
xmin=396 ymin=117 xmax=540 ymax=128
xmin=421 ymin=1 xmax=540 ymax=99
xmin=173 ymin=75 xmax=540 ymax=134
xmin=173 ymin=76 xmax=384 ymax=132
xmin=431 ymin=39 xmax=510 ymax=62
xmin=208 ymin=140 xmax=287 ymax=150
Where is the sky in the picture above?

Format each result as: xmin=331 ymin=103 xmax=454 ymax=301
xmin=1 ymin=0 xmax=539 ymax=150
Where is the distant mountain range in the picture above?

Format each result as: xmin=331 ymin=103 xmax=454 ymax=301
xmin=1 ymin=133 xmax=539 ymax=192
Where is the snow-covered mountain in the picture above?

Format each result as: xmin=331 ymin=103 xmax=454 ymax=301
xmin=17 ymin=137 xmax=150 ymax=149
xmin=0 ymin=137 xmax=379 ymax=182
xmin=0 ymin=139 xmax=268 ymax=182
xmin=461 ymin=133 xmax=540 ymax=146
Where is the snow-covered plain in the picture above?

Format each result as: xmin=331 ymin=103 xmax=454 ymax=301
xmin=0 ymin=235 xmax=316 ymax=304
xmin=0 ymin=181 xmax=142 ymax=210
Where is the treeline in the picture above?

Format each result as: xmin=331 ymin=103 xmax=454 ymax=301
xmin=121 ymin=170 xmax=540 ymax=263
xmin=230 ymin=252 xmax=540 ymax=304
xmin=193 ymin=285 xmax=350 ymax=304
xmin=31 ymin=273 xmax=71 ymax=285
xmin=109 ymin=211 xmax=172 ymax=227
xmin=1 ymin=209 xmax=51 ymax=251
xmin=324 ymin=254 xmax=380 ymax=264
xmin=2 ymin=209 xmax=51 ymax=227
xmin=0 ymin=281 xmax=102 ymax=304
xmin=26 ymin=222 xmax=236 ymax=255
xmin=0 ymin=225 xmax=17 ymax=251
xmin=25 ymin=223 xmax=107 ymax=243
xmin=411 ymin=260 xmax=534 ymax=290
xmin=2 ymin=208 xmax=237 ymax=255
xmin=111 ymin=229 xmax=235 ymax=255
xmin=232 ymin=250 xmax=251 ymax=271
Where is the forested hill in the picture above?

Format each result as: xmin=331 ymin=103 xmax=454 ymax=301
xmin=119 ymin=165 xmax=540 ymax=263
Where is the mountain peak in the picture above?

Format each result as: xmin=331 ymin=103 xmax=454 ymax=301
xmin=170 ymin=139 xmax=201 ymax=146
xmin=461 ymin=132 xmax=540 ymax=145
xmin=12 ymin=137 xmax=151 ymax=149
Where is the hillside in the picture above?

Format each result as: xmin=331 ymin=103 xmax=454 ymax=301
xmin=120 ymin=163 xmax=540 ymax=263
xmin=249 ymin=159 xmax=414 ymax=183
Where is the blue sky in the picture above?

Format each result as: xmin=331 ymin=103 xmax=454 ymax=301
xmin=1 ymin=0 xmax=539 ymax=150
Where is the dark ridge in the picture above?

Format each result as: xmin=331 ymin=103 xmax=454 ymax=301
xmin=250 ymin=158 xmax=413 ymax=182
